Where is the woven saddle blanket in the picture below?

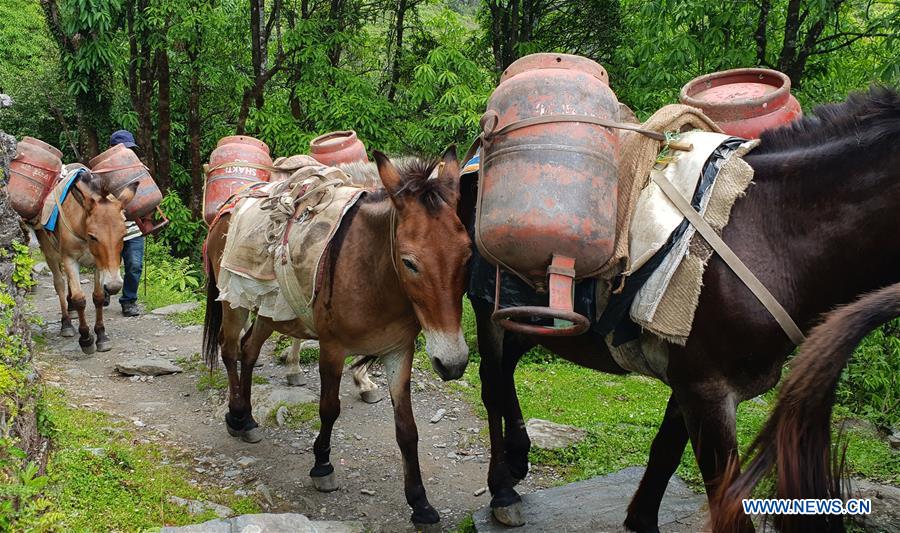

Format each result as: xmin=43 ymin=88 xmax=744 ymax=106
xmin=217 ymin=162 xmax=365 ymax=334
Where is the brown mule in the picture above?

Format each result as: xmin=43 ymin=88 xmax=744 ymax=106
xmin=203 ymin=148 xmax=472 ymax=530
xmin=35 ymin=170 xmax=138 ymax=354
xmin=462 ymin=87 xmax=900 ymax=532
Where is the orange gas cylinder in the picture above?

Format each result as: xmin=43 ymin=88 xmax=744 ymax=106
xmin=680 ymin=68 xmax=802 ymax=138
xmin=90 ymin=143 xmax=162 ymax=220
xmin=203 ymin=135 xmax=272 ymax=225
xmin=8 ymin=137 xmax=63 ymax=220
xmin=309 ymin=130 xmax=368 ymax=166
xmin=477 ymin=53 xmax=620 ymax=336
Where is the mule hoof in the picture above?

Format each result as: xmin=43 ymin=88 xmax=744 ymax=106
xmin=311 ymin=472 xmax=339 ymax=492
xmin=493 ymin=503 xmax=525 ymax=527
xmin=80 ymin=343 xmax=96 ymax=355
xmin=412 ymin=521 xmax=442 ymax=533
xmin=226 ymin=425 xmax=264 ymax=443
xmin=96 ymin=341 xmax=111 ymax=352
xmin=360 ymin=389 xmax=384 ymax=404
xmin=61 ymin=326 xmax=76 ymax=338
xmin=286 ymin=373 xmax=306 ymax=387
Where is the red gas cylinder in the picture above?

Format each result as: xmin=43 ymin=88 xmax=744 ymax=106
xmin=679 ymin=68 xmax=802 ymax=138
xmin=477 ymin=53 xmax=620 ymax=336
xmin=8 ymin=137 xmax=63 ymax=220
xmin=203 ymin=135 xmax=272 ymax=225
xmin=310 ymin=130 xmax=368 ymax=166
xmin=90 ymin=143 xmax=162 ymax=220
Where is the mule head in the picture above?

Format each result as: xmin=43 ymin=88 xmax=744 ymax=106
xmin=375 ymin=147 xmax=472 ymax=381
xmin=70 ymin=171 xmax=138 ymax=295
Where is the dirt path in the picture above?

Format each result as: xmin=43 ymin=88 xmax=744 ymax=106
xmin=28 ymin=275 xmax=553 ymax=531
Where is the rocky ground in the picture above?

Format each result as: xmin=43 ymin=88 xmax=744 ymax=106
xmin=27 ymin=273 xmax=564 ymax=532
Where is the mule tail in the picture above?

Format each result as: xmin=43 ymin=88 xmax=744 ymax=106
xmin=202 ymin=257 xmax=222 ymax=371
xmin=715 ymin=282 xmax=900 ymax=533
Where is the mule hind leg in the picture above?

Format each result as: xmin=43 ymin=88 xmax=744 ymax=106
xmin=285 ymin=339 xmax=306 ymax=386
xmin=350 ymin=355 xmax=382 ymax=403
xmin=220 ymin=303 xmax=261 ymax=442
xmin=309 ymin=339 xmax=345 ymax=492
xmin=673 ymin=381 xmax=753 ymax=532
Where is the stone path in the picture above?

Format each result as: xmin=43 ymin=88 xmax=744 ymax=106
xmin=474 ymin=467 xmax=708 ymax=533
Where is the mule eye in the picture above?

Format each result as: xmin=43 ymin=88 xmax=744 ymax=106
xmin=402 ymin=258 xmax=419 ymax=273
xmin=88 ymin=234 xmax=99 ymax=242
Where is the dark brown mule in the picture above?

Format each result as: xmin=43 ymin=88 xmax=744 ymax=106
xmin=463 ymin=87 xmax=900 ymax=531
xmin=203 ymin=149 xmax=472 ymax=530
xmin=714 ymin=282 xmax=900 ymax=533
xmin=35 ymin=170 xmax=138 ymax=354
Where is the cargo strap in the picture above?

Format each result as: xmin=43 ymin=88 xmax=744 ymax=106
xmin=479 ymin=111 xmax=696 ymax=152
xmin=650 ymin=170 xmax=806 ymax=345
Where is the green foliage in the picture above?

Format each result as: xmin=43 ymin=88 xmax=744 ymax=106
xmin=837 ymin=321 xmax=900 ymax=428
xmin=142 ymin=237 xmax=204 ymax=312
xmin=11 ymin=242 xmax=36 ymax=291
xmin=157 ymin=191 xmax=206 ymax=261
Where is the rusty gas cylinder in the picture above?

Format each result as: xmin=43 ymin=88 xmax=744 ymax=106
xmin=90 ymin=143 xmax=162 ymax=220
xmin=309 ymin=130 xmax=368 ymax=166
xmin=680 ymin=68 xmax=802 ymax=138
xmin=8 ymin=137 xmax=64 ymax=220
xmin=203 ymin=135 xmax=273 ymax=225
xmin=477 ymin=53 xmax=620 ymax=336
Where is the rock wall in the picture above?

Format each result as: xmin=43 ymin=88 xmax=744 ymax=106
xmin=0 ymin=94 xmax=46 ymax=467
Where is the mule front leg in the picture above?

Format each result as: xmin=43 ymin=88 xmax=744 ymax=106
xmin=92 ymin=269 xmax=111 ymax=352
xmin=624 ymin=394 xmax=690 ymax=533
xmin=310 ymin=340 xmax=344 ymax=492
xmin=384 ymin=347 xmax=439 ymax=531
xmin=48 ymin=259 xmax=74 ymax=337
xmin=63 ymin=257 xmax=94 ymax=354
xmin=473 ymin=299 xmax=528 ymax=527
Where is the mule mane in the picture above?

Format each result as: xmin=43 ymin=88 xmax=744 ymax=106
xmin=341 ymin=157 xmax=454 ymax=215
xmin=756 ymin=86 xmax=900 ymax=153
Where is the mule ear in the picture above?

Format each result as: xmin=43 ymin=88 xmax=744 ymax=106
xmin=374 ymin=151 xmax=404 ymax=207
xmin=71 ymin=172 xmax=97 ymax=208
xmin=437 ymin=145 xmax=459 ymax=185
xmin=117 ymin=181 xmax=139 ymax=207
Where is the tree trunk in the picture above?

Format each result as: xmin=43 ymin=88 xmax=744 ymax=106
xmin=187 ymin=44 xmax=204 ymax=218
xmin=386 ymin=0 xmax=408 ymax=102
xmin=156 ymin=46 xmax=172 ymax=193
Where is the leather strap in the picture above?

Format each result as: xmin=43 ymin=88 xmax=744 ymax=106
xmin=650 ymin=171 xmax=806 ymax=345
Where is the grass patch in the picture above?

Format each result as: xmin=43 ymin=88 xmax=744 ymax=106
xmin=170 ymin=302 xmax=206 ymax=327
xmin=454 ymin=513 xmax=476 ymax=533
xmin=197 ymin=371 xmax=227 ymax=392
xmin=27 ymin=387 xmax=259 ymax=530
xmin=265 ymin=401 xmax=320 ymax=430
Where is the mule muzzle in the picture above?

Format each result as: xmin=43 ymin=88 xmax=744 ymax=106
xmin=425 ymin=329 xmax=469 ymax=381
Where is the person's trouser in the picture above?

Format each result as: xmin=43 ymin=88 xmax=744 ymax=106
xmin=120 ymin=236 xmax=144 ymax=305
